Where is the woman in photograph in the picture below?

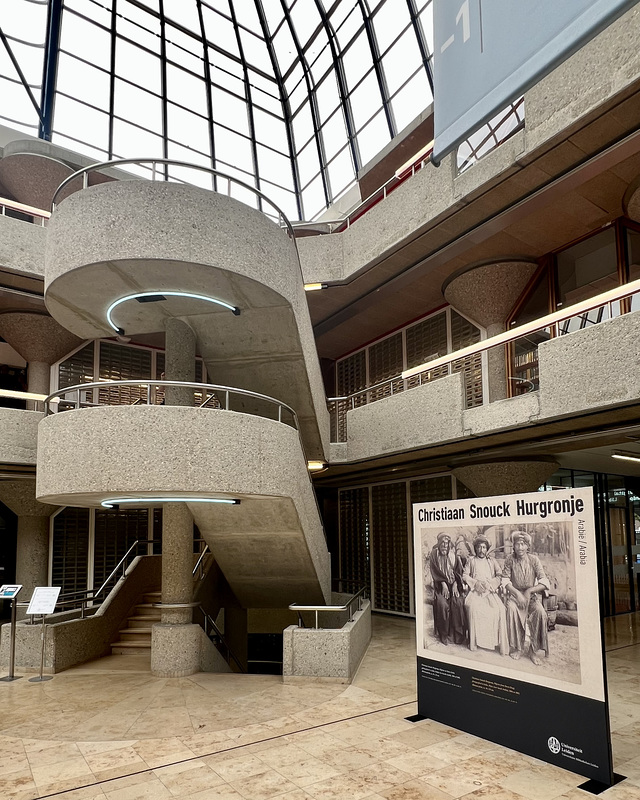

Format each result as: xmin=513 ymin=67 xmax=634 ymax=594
xmin=463 ymin=535 xmax=508 ymax=656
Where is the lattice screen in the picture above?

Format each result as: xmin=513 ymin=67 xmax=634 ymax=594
xmin=406 ymin=313 xmax=447 ymax=369
xmin=93 ymin=508 xmax=149 ymax=590
xmin=98 ymin=342 xmax=152 ymax=405
xmin=368 ymin=332 xmax=404 ymax=401
xmin=58 ymin=343 xmax=94 ymax=388
xmin=371 ymin=482 xmax=411 ymax=614
xmin=450 ymin=311 xmax=483 ymax=408
xmin=338 ymin=487 xmax=370 ymax=591
xmin=52 ymin=508 xmax=90 ymax=595
xmin=410 ymin=475 xmax=453 ymax=505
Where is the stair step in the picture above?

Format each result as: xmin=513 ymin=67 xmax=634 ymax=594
xmin=143 ymin=592 xmax=161 ymax=603
xmin=128 ymin=617 xmax=159 ymax=628
xmin=119 ymin=628 xmax=152 ymax=638
xmin=133 ymin=604 xmax=160 ymax=616
xmin=111 ymin=643 xmax=151 ymax=656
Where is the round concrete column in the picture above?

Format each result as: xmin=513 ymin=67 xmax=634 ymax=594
xmin=0 ymin=311 xmax=82 ymax=408
xmin=164 ymin=318 xmax=196 ymax=406
xmin=0 ymin=481 xmax=56 ymax=601
xmin=453 ymin=460 xmax=559 ymax=497
xmin=151 ymin=502 xmax=200 ymax=677
xmin=443 ymin=261 xmax=538 ymax=401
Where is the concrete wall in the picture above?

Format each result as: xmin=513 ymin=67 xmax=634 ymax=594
xmin=331 ymin=309 xmax=640 ymax=461
xmin=538 ymin=310 xmax=640 ymax=418
xmin=0 ymin=408 xmax=41 ymax=464
xmin=345 ymin=373 xmax=465 ymax=461
xmin=282 ymin=599 xmax=371 ymax=683
xmin=0 ymin=215 xmax=45 ymax=277
xmin=0 ymin=555 xmax=160 ymax=673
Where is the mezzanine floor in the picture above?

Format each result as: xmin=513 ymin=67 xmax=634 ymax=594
xmin=0 ymin=614 xmax=639 ymax=800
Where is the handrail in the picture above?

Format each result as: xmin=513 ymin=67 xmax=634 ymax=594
xmin=42 ymin=538 xmax=157 ymax=620
xmin=289 ymin=585 xmax=368 ymax=629
xmin=327 ymin=278 xmax=640 ymax=410
xmin=0 ymin=195 xmax=50 ymax=226
xmin=197 ymin=606 xmax=246 ymax=672
xmin=49 ymin=158 xmax=298 ymax=246
xmin=44 ymin=379 xmax=299 ymax=429
xmin=193 ymin=544 xmax=210 ymax=580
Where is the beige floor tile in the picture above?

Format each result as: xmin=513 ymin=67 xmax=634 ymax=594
xmin=381 ymin=780 xmax=455 ymax=799
xmin=153 ymin=759 xmax=226 ymax=795
xmin=230 ymin=766 xmax=299 ymax=799
xmin=496 ymin=769 xmax=577 ymax=800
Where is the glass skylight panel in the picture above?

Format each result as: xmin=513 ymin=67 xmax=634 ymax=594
xmin=288 ymin=0 xmax=320 ymax=47
xmin=1 ymin=0 xmax=437 ymax=220
xmin=349 ymin=72 xmax=384 ymax=131
xmin=391 ymin=70 xmax=432 ymax=132
xmin=112 ymin=118 xmax=164 ymax=159
xmin=57 ymin=52 xmax=110 ymax=108
xmin=357 ymin=109 xmax=391 ymax=165
xmin=382 ymin=30 xmax=422 ymax=95
xmin=53 ymin=94 xmax=110 ymax=152
xmin=167 ymin=104 xmax=211 ymax=155
xmin=372 ymin=0 xmax=411 ymax=55
xmin=211 ymin=85 xmax=250 ymax=134
xmin=60 ymin=9 xmax=111 ymax=71
xmin=115 ymin=39 xmax=162 ymax=95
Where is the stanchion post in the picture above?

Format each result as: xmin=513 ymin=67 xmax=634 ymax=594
xmin=0 ymin=585 xmax=23 ymax=682
xmin=29 ymin=615 xmax=53 ymax=683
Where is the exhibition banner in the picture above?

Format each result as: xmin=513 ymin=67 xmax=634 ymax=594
xmin=432 ymin=0 xmax=638 ymax=164
xmin=413 ymin=487 xmax=614 ymax=785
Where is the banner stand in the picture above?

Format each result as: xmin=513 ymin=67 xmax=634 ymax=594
xmin=578 ymin=775 xmax=626 ymax=796
xmin=404 ymin=714 xmax=427 ymax=723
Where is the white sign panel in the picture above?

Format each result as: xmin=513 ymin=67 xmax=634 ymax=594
xmin=27 ymin=586 xmax=61 ymax=616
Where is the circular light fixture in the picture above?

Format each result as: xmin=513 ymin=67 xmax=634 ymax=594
xmin=106 ymin=291 xmax=240 ymax=334
xmin=101 ymin=496 xmax=241 ymax=509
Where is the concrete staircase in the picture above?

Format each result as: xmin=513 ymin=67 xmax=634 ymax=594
xmin=110 ymin=591 xmax=160 ymax=656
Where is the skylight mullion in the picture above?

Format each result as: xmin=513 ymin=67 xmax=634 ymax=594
xmin=227 ymin=0 xmax=261 ymax=207
xmin=158 ymin=0 xmax=169 ymax=177
xmin=196 ymin=0 xmax=217 ymax=190
xmin=38 ymin=0 xmax=63 ymax=139
xmin=279 ymin=0 xmax=331 ymax=215
xmin=311 ymin=0 xmax=360 ymax=174
xmin=254 ymin=0 xmax=303 ymax=219
xmin=406 ymin=0 xmax=433 ymax=90
xmin=355 ymin=0 xmax=395 ymax=139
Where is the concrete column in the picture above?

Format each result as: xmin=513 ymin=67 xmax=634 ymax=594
xmin=15 ymin=517 xmax=49 ymax=597
xmin=453 ymin=460 xmax=559 ymax=497
xmin=0 ymin=312 xmax=82 ymax=410
xmin=151 ymin=502 xmax=201 ymax=677
xmin=0 ymin=481 xmax=56 ymax=606
xmin=164 ymin=318 xmax=195 ymax=407
xmin=624 ymin=180 xmax=640 ymax=223
xmin=443 ymin=261 xmax=538 ymax=401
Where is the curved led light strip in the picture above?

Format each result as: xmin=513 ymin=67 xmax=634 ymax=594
xmin=101 ymin=497 xmax=240 ymax=509
xmin=106 ymin=291 xmax=240 ymax=334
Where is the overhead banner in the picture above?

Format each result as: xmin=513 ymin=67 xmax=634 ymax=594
xmin=432 ymin=0 xmax=639 ymax=164
xmin=413 ymin=487 xmax=614 ymax=785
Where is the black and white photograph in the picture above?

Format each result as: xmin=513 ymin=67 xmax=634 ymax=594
xmin=420 ymin=521 xmax=580 ymax=685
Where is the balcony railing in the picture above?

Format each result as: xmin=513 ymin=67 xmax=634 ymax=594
xmin=0 ymin=196 xmax=50 ymax=226
xmin=44 ymin=379 xmax=299 ymax=430
xmin=328 ymin=278 xmax=640 ymax=443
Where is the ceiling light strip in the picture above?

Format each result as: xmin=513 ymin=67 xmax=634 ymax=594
xmin=106 ymin=291 xmax=240 ymax=333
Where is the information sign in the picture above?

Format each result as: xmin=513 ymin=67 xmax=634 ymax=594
xmin=27 ymin=586 xmax=61 ymax=616
xmin=413 ymin=487 xmax=614 ymax=785
xmin=0 ymin=585 xmax=22 ymax=599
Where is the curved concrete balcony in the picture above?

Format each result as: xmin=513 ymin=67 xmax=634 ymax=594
xmin=44 ymin=176 xmax=328 ymax=460
xmin=35 ymin=395 xmax=331 ymax=608
xmin=0 ymin=407 xmax=41 ymax=465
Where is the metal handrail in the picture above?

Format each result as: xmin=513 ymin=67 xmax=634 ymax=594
xmin=42 ymin=538 xmax=157 ymax=619
xmin=49 ymin=158 xmax=298 ymax=246
xmin=198 ymin=606 xmax=246 ymax=672
xmin=327 ymin=278 xmax=640 ymax=413
xmin=0 ymin=195 xmax=50 ymax=226
xmin=193 ymin=544 xmax=210 ymax=580
xmin=44 ymin=379 xmax=299 ymax=429
xmin=289 ymin=585 xmax=369 ymax=629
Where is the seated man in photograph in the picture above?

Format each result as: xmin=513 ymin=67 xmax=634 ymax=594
xmin=463 ymin=535 xmax=508 ymax=656
xmin=429 ymin=531 xmax=465 ymax=646
xmin=502 ymin=530 xmax=550 ymax=666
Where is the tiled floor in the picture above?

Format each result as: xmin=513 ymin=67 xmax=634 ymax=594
xmin=0 ymin=614 xmax=639 ymax=800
